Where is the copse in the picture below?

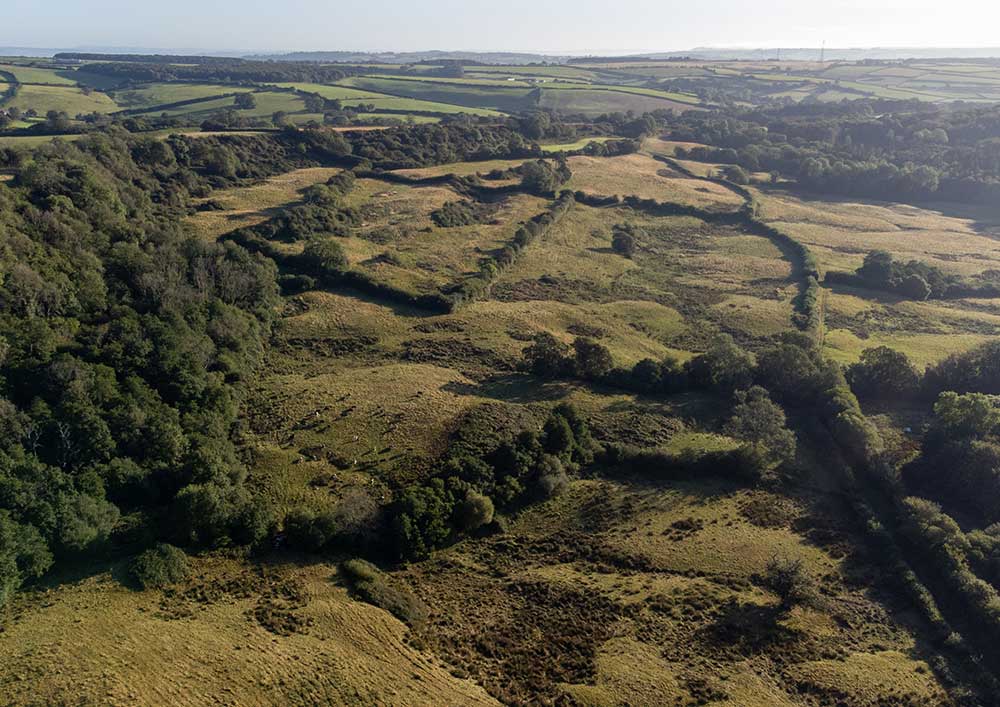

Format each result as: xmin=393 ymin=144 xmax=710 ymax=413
xmin=847 ymin=346 xmax=920 ymax=401
xmin=685 ymin=334 xmax=755 ymax=393
xmin=390 ymin=405 xmax=596 ymax=560
xmin=906 ymin=392 xmax=1000 ymax=525
xmin=301 ymin=237 xmax=349 ymax=279
xmin=234 ymin=93 xmax=257 ymax=110
xmin=520 ymin=158 xmax=572 ymax=196
xmin=923 ymin=340 xmax=1000 ymax=397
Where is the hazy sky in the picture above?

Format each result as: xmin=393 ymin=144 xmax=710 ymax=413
xmin=6 ymin=0 xmax=1000 ymax=54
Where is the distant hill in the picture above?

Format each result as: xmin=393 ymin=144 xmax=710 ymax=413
xmin=245 ymin=50 xmax=570 ymax=65
xmin=649 ymin=47 xmax=1000 ymax=61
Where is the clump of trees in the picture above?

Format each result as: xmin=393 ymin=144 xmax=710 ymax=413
xmin=521 ymin=159 xmax=572 ymax=196
xmin=515 ymin=111 xmax=578 ymax=142
xmin=847 ymin=346 xmax=920 ymax=400
xmin=724 ymin=387 xmax=797 ymax=470
xmin=390 ymin=404 xmax=597 ymax=560
xmin=924 ymin=340 xmax=1000 ymax=397
xmin=843 ymin=250 xmax=952 ymax=300
xmin=234 ymin=93 xmax=257 ymax=110
xmin=906 ymin=391 xmax=1000 ymax=526
xmin=431 ymin=199 xmax=497 ymax=228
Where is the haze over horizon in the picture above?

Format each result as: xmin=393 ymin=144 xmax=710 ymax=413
xmin=6 ymin=0 xmax=999 ymax=55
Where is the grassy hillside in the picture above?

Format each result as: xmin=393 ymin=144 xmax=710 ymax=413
xmin=8 ymin=84 xmax=118 ymax=114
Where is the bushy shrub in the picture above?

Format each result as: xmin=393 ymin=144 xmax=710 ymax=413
xmin=431 ymin=200 xmax=495 ymax=227
xmin=762 ymin=555 xmax=812 ymax=611
xmin=129 ymin=543 xmax=190 ymax=590
xmin=301 ymin=237 xmax=348 ymax=279
xmin=611 ymin=223 xmax=640 ymax=258
xmin=283 ymin=508 xmax=339 ymax=552
xmin=536 ymin=454 xmax=569 ymax=498
xmin=455 ymin=490 xmax=495 ymax=531
xmin=573 ymin=337 xmax=614 ymax=380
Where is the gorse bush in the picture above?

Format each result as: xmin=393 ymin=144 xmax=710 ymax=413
xmin=431 ymin=199 xmax=497 ymax=228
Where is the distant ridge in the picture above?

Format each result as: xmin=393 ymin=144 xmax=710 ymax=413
xmin=649 ymin=47 xmax=1000 ymax=61
xmin=6 ymin=46 xmax=1000 ymax=64
xmin=244 ymin=50 xmax=569 ymax=65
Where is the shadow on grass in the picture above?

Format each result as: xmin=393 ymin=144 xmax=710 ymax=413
xmin=442 ymin=373 xmax=574 ymax=403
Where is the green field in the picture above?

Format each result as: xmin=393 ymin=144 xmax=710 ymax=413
xmin=0 ymin=63 xmax=79 ymax=85
xmin=276 ymin=81 xmax=505 ymax=116
xmin=539 ymin=136 xmax=616 ymax=152
xmin=344 ymin=76 xmax=536 ymax=112
xmin=8 ymin=84 xmax=118 ymax=114
xmin=111 ymin=83 xmax=240 ymax=110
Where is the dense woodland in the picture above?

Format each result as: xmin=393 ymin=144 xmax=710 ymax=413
xmin=669 ymin=101 xmax=1000 ymax=204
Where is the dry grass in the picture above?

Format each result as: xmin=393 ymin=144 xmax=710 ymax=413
xmin=604 ymin=485 xmax=835 ymax=578
xmin=392 ymin=158 xmax=534 ymax=180
xmin=184 ymin=167 xmax=343 ymax=240
xmin=787 ymin=651 xmax=949 ymax=706
xmin=566 ymin=154 xmax=745 ymax=211
xmin=0 ymin=557 xmax=497 ymax=707
xmin=493 ymin=202 xmax=798 ymax=348
xmin=399 ymin=476 xmax=952 ymax=706
xmin=346 ymin=189 xmax=550 ymax=294
xmin=756 ymin=189 xmax=1000 ymax=278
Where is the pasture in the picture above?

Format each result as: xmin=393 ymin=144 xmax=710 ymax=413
xmin=8 ymin=84 xmax=118 ymax=114
xmin=0 ymin=127 xmax=970 ymax=706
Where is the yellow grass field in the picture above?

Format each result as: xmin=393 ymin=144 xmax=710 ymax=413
xmin=566 ymin=153 xmax=745 ymax=210
xmin=0 ymin=557 xmax=497 ymax=707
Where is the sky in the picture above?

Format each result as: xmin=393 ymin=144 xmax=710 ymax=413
xmin=5 ymin=0 xmax=1000 ymax=54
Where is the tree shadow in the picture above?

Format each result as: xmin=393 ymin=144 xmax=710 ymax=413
xmin=708 ymin=599 xmax=798 ymax=652
xmin=441 ymin=373 xmax=574 ymax=404
xmin=822 ymin=279 xmax=908 ymax=306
